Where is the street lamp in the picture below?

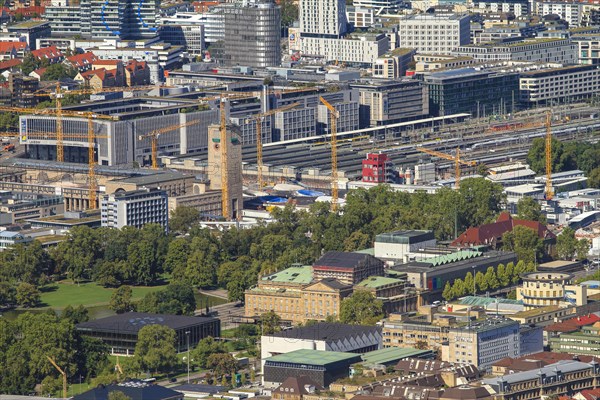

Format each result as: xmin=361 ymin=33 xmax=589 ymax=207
xmin=186 ymin=331 xmax=190 ymax=384
xmin=472 ymin=266 xmax=476 ymax=296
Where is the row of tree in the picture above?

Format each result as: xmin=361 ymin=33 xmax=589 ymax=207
xmin=108 ymin=283 xmax=197 ymax=315
xmin=527 ymin=138 xmax=600 ymax=188
xmin=442 ymin=260 xmax=536 ymax=301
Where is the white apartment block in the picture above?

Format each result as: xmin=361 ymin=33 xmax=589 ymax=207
xmin=353 ymin=0 xmax=403 ymax=13
xmin=470 ymin=0 xmax=528 ymax=16
xmin=453 ymin=38 xmax=578 ymax=64
xmin=300 ymin=0 xmax=347 ymax=37
xmin=397 ymin=14 xmax=471 ymax=55
xmin=101 ymin=188 xmax=169 ymax=230
xmin=300 ymin=34 xmax=390 ymax=64
xmin=346 ymin=6 xmax=376 ymax=28
xmin=520 ymin=65 xmax=600 ymax=105
xmin=534 ymin=1 xmax=583 ymax=27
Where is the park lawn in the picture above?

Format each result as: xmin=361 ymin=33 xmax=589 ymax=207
xmin=39 ymin=282 xmax=167 ymax=309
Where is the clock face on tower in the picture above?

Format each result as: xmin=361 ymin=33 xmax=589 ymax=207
xmin=214 ymin=143 xmax=220 ymax=150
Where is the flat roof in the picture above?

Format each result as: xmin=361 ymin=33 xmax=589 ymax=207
xmin=267 ymin=322 xmax=380 ymax=341
xmin=76 ymin=312 xmax=219 ymax=334
xmin=538 ymin=260 xmax=579 ymax=268
xmin=361 ymin=347 xmax=431 ymax=365
xmin=356 ymin=276 xmax=404 ymax=289
xmin=314 ymin=251 xmax=371 ymax=269
xmin=261 ymin=265 xmax=313 ymax=284
xmin=111 ymin=171 xmax=192 ymax=186
xmin=375 ymin=230 xmax=435 ymax=245
xmin=511 ymin=305 xmax=562 ymax=319
xmin=265 ymin=349 xmax=362 ymax=366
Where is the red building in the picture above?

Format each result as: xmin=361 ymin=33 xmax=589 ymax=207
xmin=362 ymin=153 xmax=393 ymax=183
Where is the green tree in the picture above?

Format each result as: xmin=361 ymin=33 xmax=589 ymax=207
xmin=137 ymin=283 xmax=196 ymax=315
xmin=516 ymin=197 xmax=546 ymax=224
xmin=0 ymin=282 xmax=15 ymax=306
xmin=280 ymin=0 xmax=298 ymax=28
xmin=442 ymin=282 xmax=453 ymax=301
xmin=169 ymin=206 xmax=200 ymax=233
xmin=15 ymin=283 xmax=40 ymax=308
xmin=527 ymin=137 xmax=565 ymax=174
xmin=41 ymin=63 xmax=77 ymax=80
xmin=339 ymin=290 xmax=384 ymax=325
xmin=109 ymin=286 xmax=134 ymax=314
xmin=556 ymin=227 xmax=579 ymax=260
xmin=19 ymin=53 xmax=40 ymax=75
xmin=502 ymin=225 xmax=544 ymax=264
xmin=464 ymin=272 xmax=474 ymax=296
xmin=164 ymin=238 xmax=190 ymax=274
xmin=40 ymin=376 xmax=62 ymax=397
xmin=227 ymin=278 xmax=247 ymax=303
xmin=458 ymin=178 xmax=506 ymax=227
xmin=475 ymin=271 xmax=487 ymax=293
xmin=62 ymin=304 xmax=89 ymax=324
xmin=451 ymin=278 xmax=466 ymax=298
xmin=260 ymin=310 xmax=282 ymax=335
xmin=207 ymin=353 xmax=238 ymax=378
xmin=496 ymin=264 xmax=510 ymax=287
xmin=484 ymin=266 xmax=500 ymax=290
xmin=192 ymin=337 xmax=226 ymax=369
xmin=134 ymin=325 xmax=178 ymax=375
xmin=576 ymin=238 xmax=591 ymax=260
xmin=588 ymin=167 xmax=600 ymax=189
xmin=343 ymin=230 xmax=371 ymax=252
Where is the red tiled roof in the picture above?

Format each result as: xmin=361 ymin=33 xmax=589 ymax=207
xmin=31 ymin=45 xmax=63 ymax=60
xmin=67 ymin=52 xmax=98 ymax=68
xmin=14 ymin=6 xmax=45 ymax=15
xmin=0 ymin=58 xmax=22 ymax=70
xmin=0 ymin=41 xmax=27 ymax=54
xmin=579 ymin=388 xmax=600 ymax=400
xmin=93 ymin=59 xmax=121 ymax=66
xmin=545 ymin=314 xmax=600 ymax=333
xmin=125 ymin=59 xmax=147 ymax=72
xmin=451 ymin=212 xmax=556 ymax=247
xmin=32 ymin=67 xmax=47 ymax=77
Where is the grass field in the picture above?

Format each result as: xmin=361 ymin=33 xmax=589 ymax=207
xmin=38 ymin=281 xmax=167 ymax=309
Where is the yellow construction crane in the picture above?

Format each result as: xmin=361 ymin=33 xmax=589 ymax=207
xmin=417 ymin=147 xmax=477 ymax=189
xmin=545 ymin=111 xmax=554 ymax=200
xmin=138 ymin=120 xmax=202 ymax=169
xmin=25 ymin=83 xmax=168 ymax=162
xmin=319 ymin=97 xmax=340 ymax=211
xmin=115 ymin=355 xmax=124 ymax=377
xmin=219 ymin=95 xmax=230 ymax=219
xmin=253 ymin=102 xmax=301 ymax=188
xmin=46 ymin=356 xmax=67 ymax=398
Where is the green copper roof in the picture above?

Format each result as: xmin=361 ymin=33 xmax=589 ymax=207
xmin=361 ymin=347 xmax=431 ymax=365
xmin=261 ymin=265 xmax=313 ymax=284
xmin=424 ymin=250 xmax=483 ymax=267
xmin=458 ymin=296 xmax=523 ymax=306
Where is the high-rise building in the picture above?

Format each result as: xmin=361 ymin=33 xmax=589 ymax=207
xmin=44 ymin=0 xmax=160 ymax=40
xmin=101 ymin=188 xmax=169 ymax=230
xmin=300 ymin=0 xmax=347 ymax=37
xmin=223 ymin=0 xmax=281 ymax=67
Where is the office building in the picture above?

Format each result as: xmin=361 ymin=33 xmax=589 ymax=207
xmin=350 ymin=80 xmax=429 ymax=127
xmin=76 ymin=312 xmax=220 ymax=355
xmin=6 ymin=21 xmax=51 ymax=50
xmin=397 ymin=14 xmax=470 ymax=55
xmin=313 ymin=251 xmax=385 ymax=285
xmin=273 ymin=108 xmax=316 ymax=142
xmin=353 ymin=0 xmax=403 ymax=13
xmin=372 ymin=48 xmax=415 ymax=79
xmin=423 ymin=68 xmax=519 ymax=117
xmin=362 ymin=153 xmax=396 ymax=184
xmin=520 ymin=65 xmax=600 ymax=106
xmin=374 ymin=230 xmax=436 ymax=261
xmin=573 ymin=35 xmax=600 ymax=66
xmin=159 ymin=24 xmax=204 ymax=55
xmin=223 ymin=0 xmax=281 ymax=68
xmin=346 ymin=7 xmax=376 ymax=29
xmin=317 ymin=101 xmax=359 ymax=134
xmin=20 ymin=98 xmax=219 ymax=166
xmin=44 ymin=0 xmax=160 ymax=40
xmin=101 ymin=188 xmax=169 ymax=230
xmin=453 ymin=38 xmax=578 ymax=64
xmin=0 ymin=231 xmax=33 ymax=250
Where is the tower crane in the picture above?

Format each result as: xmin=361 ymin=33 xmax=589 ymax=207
xmin=138 ymin=120 xmax=203 ymax=169
xmin=545 ymin=111 xmax=554 ymax=201
xmin=319 ymin=97 xmax=340 ymax=211
xmin=416 ymin=147 xmax=477 ymax=189
xmin=46 ymin=356 xmax=67 ymax=398
xmin=253 ymin=102 xmax=301 ymax=188
xmin=25 ymin=83 xmax=168 ymax=162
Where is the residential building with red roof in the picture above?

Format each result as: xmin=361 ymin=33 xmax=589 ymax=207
xmin=0 ymin=41 xmax=28 ymax=60
xmin=31 ymin=45 xmax=64 ymax=64
xmin=574 ymin=388 xmax=600 ymax=400
xmin=124 ymin=60 xmax=150 ymax=86
xmin=451 ymin=212 xmax=556 ymax=250
xmin=0 ymin=58 xmax=23 ymax=73
xmin=74 ymin=68 xmax=121 ymax=90
xmin=65 ymin=52 xmax=98 ymax=72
